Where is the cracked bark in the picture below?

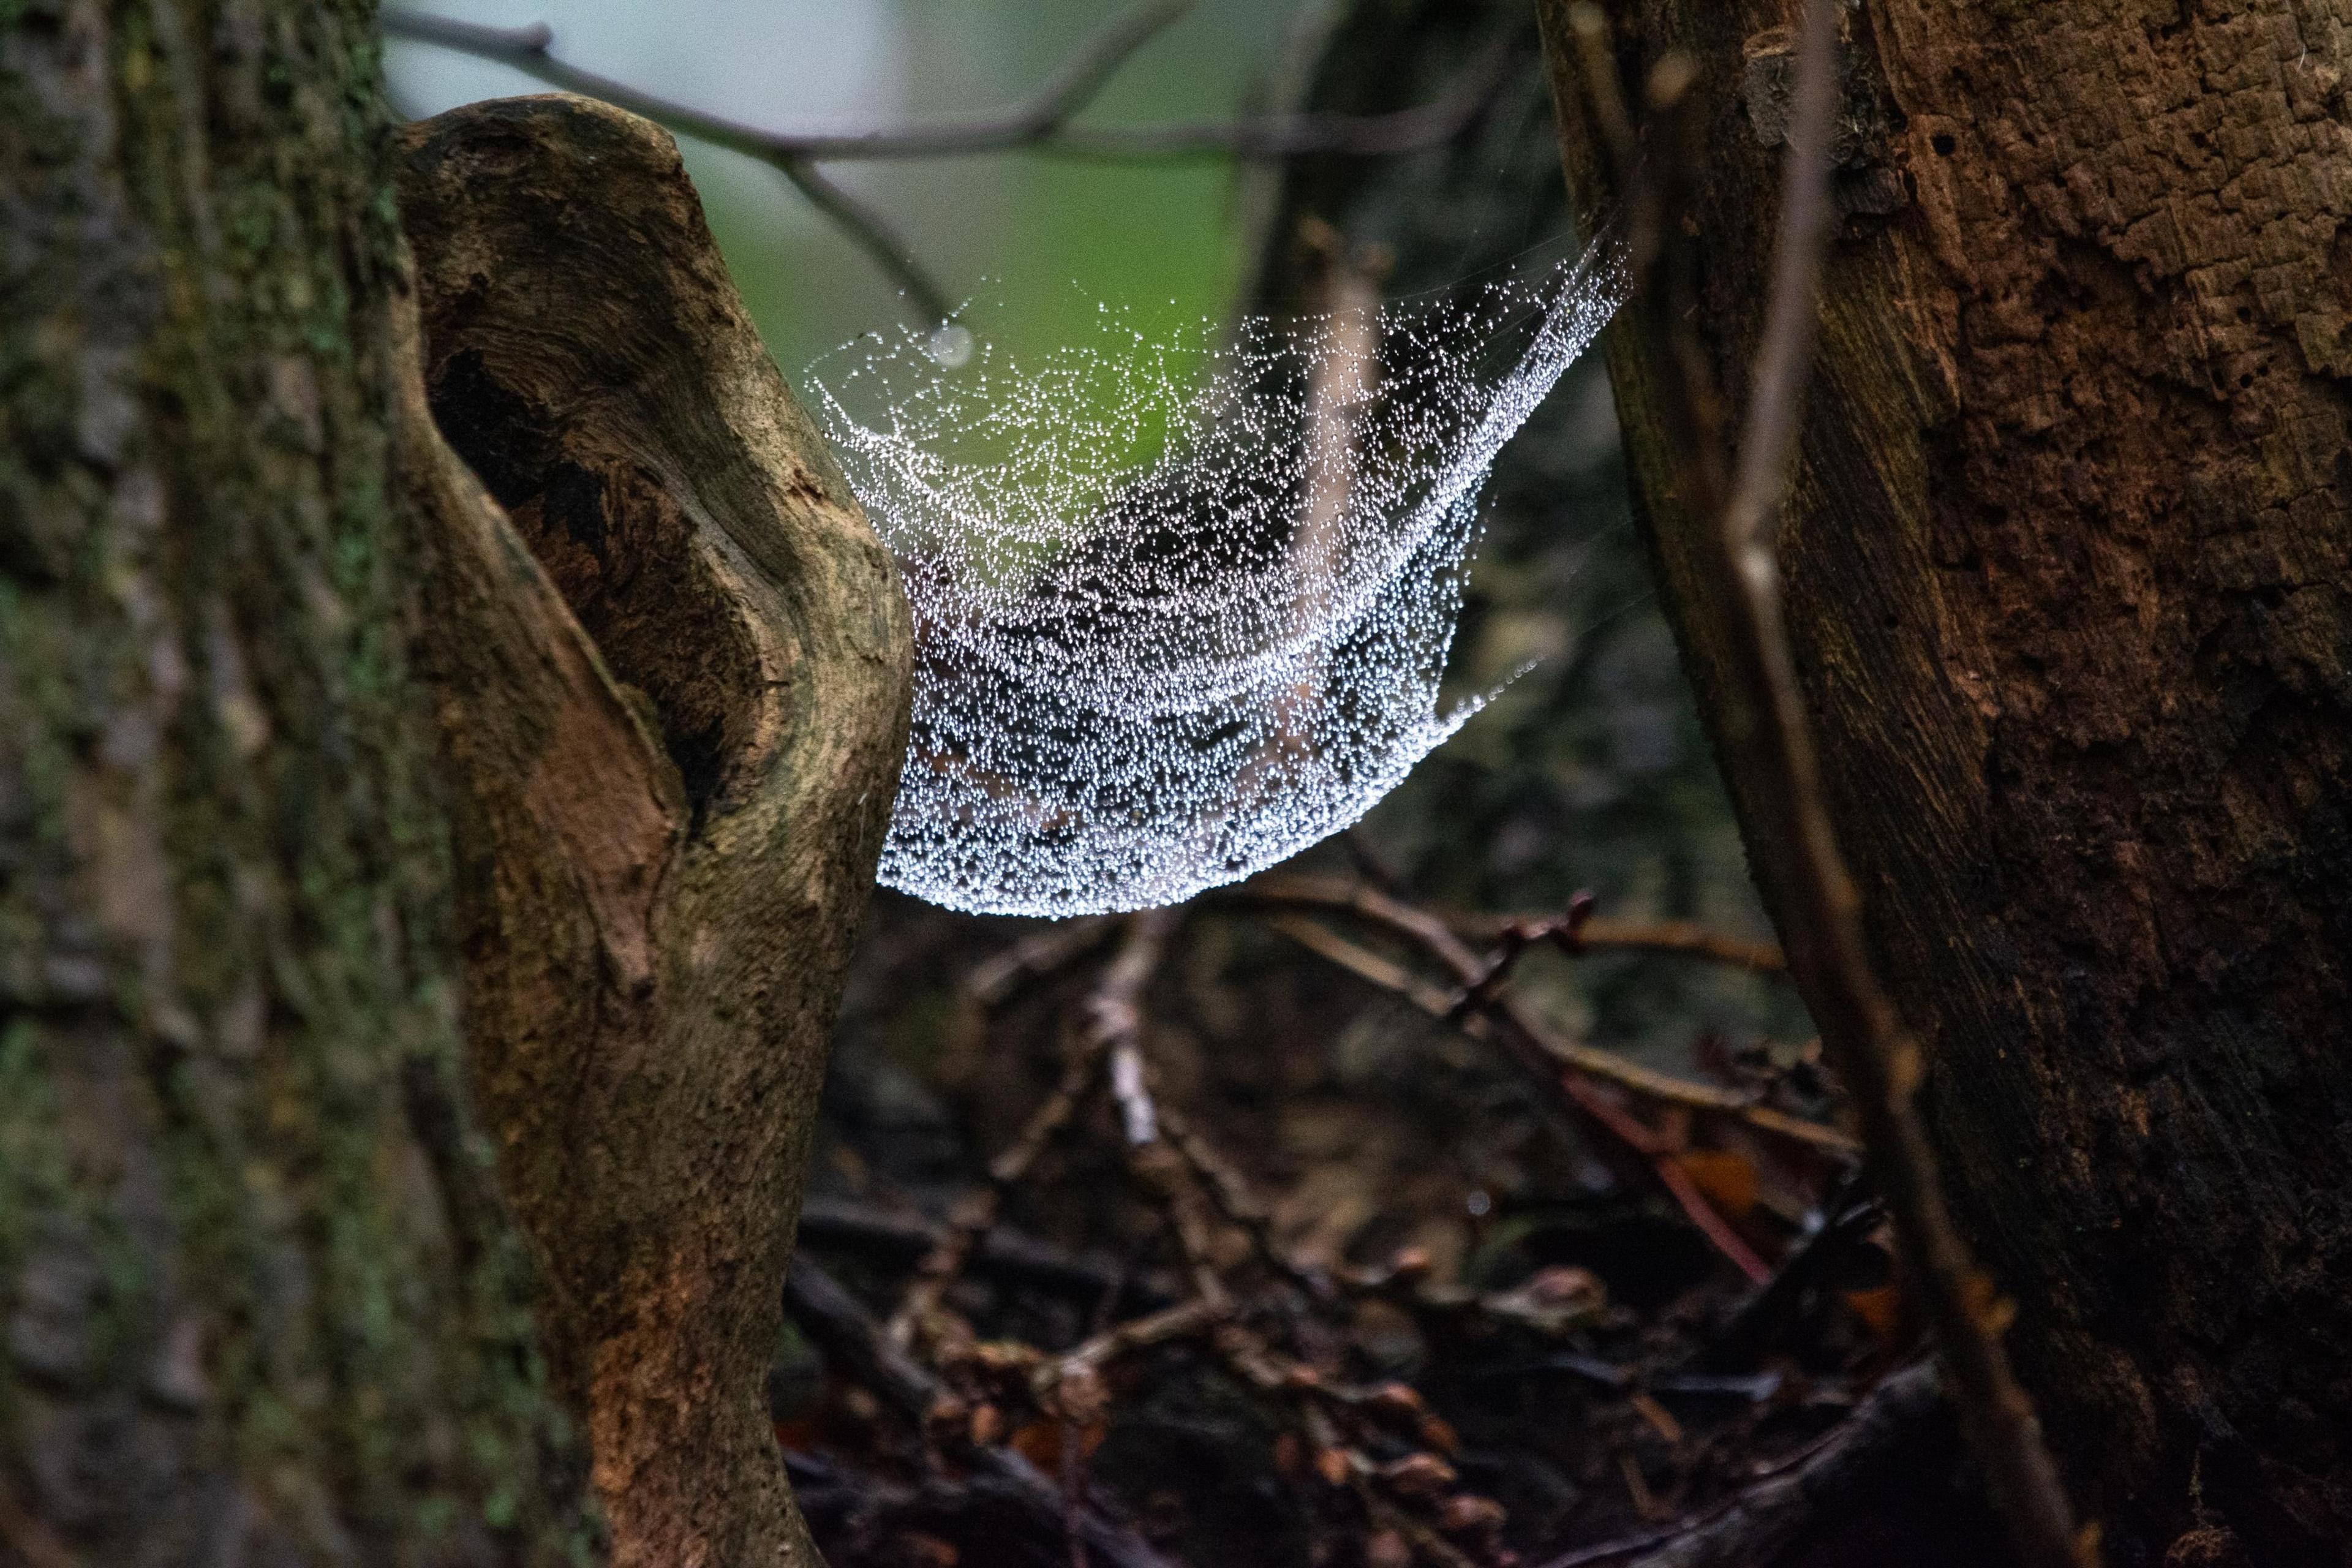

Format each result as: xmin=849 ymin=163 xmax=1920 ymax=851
xmin=1539 ymin=1 xmax=2352 ymax=1562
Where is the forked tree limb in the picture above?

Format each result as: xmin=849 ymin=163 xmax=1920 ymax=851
xmin=382 ymin=5 xmax=1501 ymax=165
xmin=1245 ymin=876 xmax=1858 ymax=1158
xmin=391 ymin=94 xmax=914 ymax=1567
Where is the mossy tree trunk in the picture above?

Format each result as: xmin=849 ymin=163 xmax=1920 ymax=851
xmin=1537 ymin=2 xmax=2352 ymax=1562
xmin=0 ymin=2 xmax=589 ymax=1561
xmin=2 ymin=5 xmax=910 ymax=1564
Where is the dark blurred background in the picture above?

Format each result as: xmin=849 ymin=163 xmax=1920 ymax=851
xmin=383 ymin=9 xmax=1928 ymax=1564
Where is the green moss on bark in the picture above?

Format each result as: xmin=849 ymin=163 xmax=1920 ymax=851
xmin=1 ymin=2 xmax=590 ymax=1559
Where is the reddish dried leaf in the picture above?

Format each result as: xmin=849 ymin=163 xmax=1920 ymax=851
xmin=1842 ymin=1284 xmax=1905 ymax=1348
xmin=1673 ymin=1149 xmax=1759 ymax=1220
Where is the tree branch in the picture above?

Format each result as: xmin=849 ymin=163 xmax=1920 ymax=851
xmin=1259 ymin=910 xmax=1774 ymax=1284
xmin=1039 ymin=37 xmax=1512 ymax=162
xmin=889 ymin=908 xmax=1181 ymax=1351
xmin=1445 ymin=908 xmax=1786 ymax=974
xmin=1248 ymin=877 xmax=1859 ymax=1159
xmin=794 ymin=1196 xmax=1157 ymax=1309
xmin=386 ymin=3 xmax=1194 ymax=160
xmin=771 ymin=158 xmax=956 ymax=324
xmin=382 ymin=6 xmax=1502 ymax=164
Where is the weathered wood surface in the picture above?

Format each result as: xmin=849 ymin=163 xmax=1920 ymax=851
xmin=396 ymin=94 xmax=914 ymax=1567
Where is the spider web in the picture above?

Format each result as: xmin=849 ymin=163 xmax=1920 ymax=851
xmin=809 ymin=247 xmax=1625 ymax=917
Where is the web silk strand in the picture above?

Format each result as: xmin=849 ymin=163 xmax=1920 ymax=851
xmin=812 ymin=250 xmax=1626 ymax=917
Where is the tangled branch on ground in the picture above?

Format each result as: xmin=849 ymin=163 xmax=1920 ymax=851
xmin=778 ymin=879 xmax=1993 ymax=1568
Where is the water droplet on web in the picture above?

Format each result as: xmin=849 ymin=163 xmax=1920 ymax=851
xmin=924 ymin=323 xmax=975 ymax=369
xmin=812 ymin=246 xmax=1626 ymax=916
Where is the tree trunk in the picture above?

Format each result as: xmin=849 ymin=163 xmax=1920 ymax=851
xmin=1537 ymin=2 xmax=2352 ymax=1562
xmin=0 ymin=3 xmax=587 ymax=1561
xmin=2 ymin=8 xmax=912 ymax=1564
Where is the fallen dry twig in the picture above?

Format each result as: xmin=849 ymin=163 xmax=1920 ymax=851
xmin=890 ymin=909 xmax=1182 ymax=1351
xmin=1249 ymin=880 xmax=1855 ymax=1159
xmin=1537 ymin=1360 xmax=1945 ymax=1568
xmin=785 ymin=1257 xmax=1177 ymax=1568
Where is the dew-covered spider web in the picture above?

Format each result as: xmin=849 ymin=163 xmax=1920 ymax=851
xmin=809 ymin=246 xmax=1625 ymax=918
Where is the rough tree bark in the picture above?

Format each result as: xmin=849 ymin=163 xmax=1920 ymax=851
xmin=1 ymin=4 xmax=588 ymax=1561
xmin=1537 ymin=2 xmax=2352 ymax=1562
xmin=3 ymin=6 xmax=912 ymax=1564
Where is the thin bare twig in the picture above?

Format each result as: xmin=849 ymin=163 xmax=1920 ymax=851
xmin=1559 ymin=1074 xmax=1768 ymax=1283
xmin=1449 ymin=893 xmax=1595 ymax=1018
xmin=1261 ymin=874 xmax=1786 ymax=977
xmin=1155 ymin=1099 xmax=1336 ymax=1301
xmin=1701 ymin=1191 xmax=1880 ymax=1369
xmin=943 ymin=916 xmax=1120 ymax=1087
xmin=918 ymin=1032 xmax=1521 ymax=1565
xmin=1125 ymin=1136 xmax=1232 ymax=1308
xmin=771 ymin=159 xmax=954 ymax=323
xmin=1250 ymin=880 xmax=1858 ymax=1158
xmin=796 ymin=1194 xmax=1154 ymax=1307
xmin=1158 ymin=1090 xmax=1611 ymax=1340
xmin=884 ymin=907 xmax=1176 ymax=1354
xmin=968 ymin=918 xmax=1122 ymax=1011
xmin=383 ymin=3 xmax=1191 ymax=162
xmin=1109 ymin=1033 xmax=1159 ymax=1148
xmin=1536 ymin=1361 xmax=1945 ymax=1568
xmin=1263 ymin=911 xmax=1777 ymax=1285
xmin=1446 ymin=908 xmax=1786 ymax=974
xmin=1047 ymin=1295 xmax=1230 ymax=1393
xmin=1040 ymin=37 xmax=1511 ymax=163
xmin=1546 ymin=2 xmax=2090 ymax=1561
xmin=891 ymin=907 xmax=1182 ymax=1349
xmin=385 ymin=6 xmax=1504 ymax=165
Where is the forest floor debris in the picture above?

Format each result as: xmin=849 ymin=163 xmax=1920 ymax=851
xmin=777 ymin=870 xmax=2013 ymax=1568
